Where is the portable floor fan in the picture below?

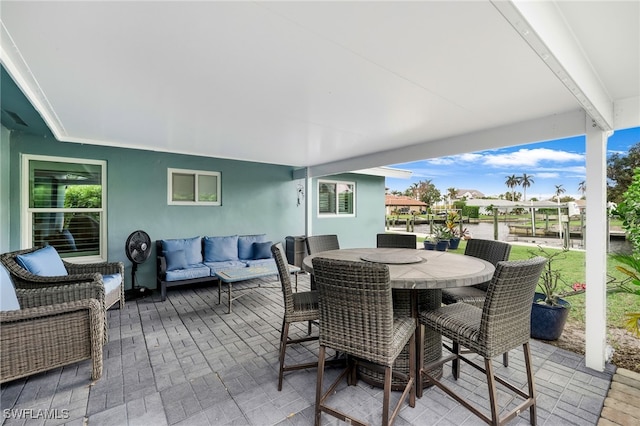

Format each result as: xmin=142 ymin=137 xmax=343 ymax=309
xmin=124 ymin=230 xmax=152 ymax=300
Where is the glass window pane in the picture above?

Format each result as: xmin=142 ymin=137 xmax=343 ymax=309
xmin=319 ymin=183 xmax=336 ymax=214
xmin=30 ymin=160 xmax=102 ymax=208
xmin=198 ymin=175 xmax=218 ymax=202
xmin=338 ymin=183 xmax=354 ymax=214
xmin=32 ymin=211 xmax=101 ymax=258
xmin=172 ymin=173 xmax=195 ymax=202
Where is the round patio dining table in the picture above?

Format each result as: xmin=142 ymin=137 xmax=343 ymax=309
xmin=302 ymin=247 xmax=495 ymax=391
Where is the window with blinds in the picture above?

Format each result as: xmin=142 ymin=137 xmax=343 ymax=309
xmin=22 ymin=155 xmax=106 ymax=260
xmin=168 ymin=168 xmax=221 ymax=205
xmin=318 ymin=180 xmax=355 ymax=216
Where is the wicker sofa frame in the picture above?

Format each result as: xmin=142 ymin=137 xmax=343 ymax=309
xmin=0 ymin=247 xmax=125 ymax=311
xmin=1 ymin=284 xmax=105 ymax=383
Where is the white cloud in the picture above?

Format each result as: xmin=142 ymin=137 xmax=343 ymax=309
xmin=482 ymin=148 xmax=583 ymax=167
xmin=534 ymin=172 xmax=560 ymax=179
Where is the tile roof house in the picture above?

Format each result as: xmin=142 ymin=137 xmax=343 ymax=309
xmin=385 ymin=195 xmax=427 ymax=214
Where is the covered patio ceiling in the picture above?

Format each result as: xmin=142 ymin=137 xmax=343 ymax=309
xmin=1 ymin=1 xmax=638 ymax=177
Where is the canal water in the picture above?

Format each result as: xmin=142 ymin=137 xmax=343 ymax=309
xmin=412 ymin=222 xmax=631 ymax=253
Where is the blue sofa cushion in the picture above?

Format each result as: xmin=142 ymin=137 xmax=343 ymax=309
xmin=162 ymin=237 xmax=202 ymax=265
xmin=15 ymin=246 xmax=68 ymax=277
xmin=0 ymin=265 xmax=20 ymax=311
xmin=204 ymin=235 xmax=239 ymax=262
xmin=252 ymin=241 xmax=272 ymax=260
xmin=205 ymin=260 xmax=247 ymax=274
xmin=238 ymin=234 xmax=267 ymax=260
xmin=166 ymin=250 xmax=188 ymax=271
xmin=165 ymin=264 xmax=211 ymax=282
xmin=102 ymin=273 xmax=122 ymax=294
xmin=244 ymin=258 xmax=277 ymax=268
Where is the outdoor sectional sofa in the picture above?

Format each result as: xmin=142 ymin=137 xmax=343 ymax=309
xmin=156 ymin=234 xmax=276 ymax=301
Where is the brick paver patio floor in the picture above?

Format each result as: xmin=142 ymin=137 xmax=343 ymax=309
xmin=1 ymin=274 xmax=615 ymax=425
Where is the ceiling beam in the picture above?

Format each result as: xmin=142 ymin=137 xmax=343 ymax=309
xmin=491 ymin=0 xmax=614 ymax=131
xmin=308 ymin=110 xmax=586 ymax=178
xmin=0 ymin=21 xmax=65 ymax=139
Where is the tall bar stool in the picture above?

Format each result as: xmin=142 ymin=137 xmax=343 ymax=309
xmin=441 ymin=238 xmax=512 ymax=370
xmin=271 ymin=243 xmax=320 ymax=391
xmin=312 ymin=257 xmax=416 ymax=426
xmin=419 ymin=257 xmax=547 ymax=425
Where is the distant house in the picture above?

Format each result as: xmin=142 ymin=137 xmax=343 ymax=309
xmin=455 ymin=189 xmax=485 ymax=200
xmin=385 ymin=195 xmax=427 ymax=215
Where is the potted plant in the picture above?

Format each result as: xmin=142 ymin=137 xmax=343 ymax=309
xmin=433 ymin=225 xmax=452 ymax=251
xmin=423 ymin=234 xmax=438 ymax=250
xmin=528 ymin=246 xmax=583 ymax=341
xmin=444 ymin=213 xmax=462 ymax=250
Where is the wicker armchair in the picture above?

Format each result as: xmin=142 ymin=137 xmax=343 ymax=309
xmin=1 ymin=284 xmax=105 ymax=383
xmin=419 ymin=257 xmax=547 ymax=425
xmin=271 ymin=243 xmax=320 ymax=391
xmin=376 ymin=233 xmax=417 ymax=249
xmin=0 ymin=247 xmax=125 ymax=311
xmin=441 ymin=239 xmax=511 ymax=368
xmin=312 ymin=257 xmax=416 ymax=426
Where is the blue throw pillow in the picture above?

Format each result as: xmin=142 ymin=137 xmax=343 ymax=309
xmin=15 ymin=246 xmax=68 ymax=277
xmin=162 ymin=236 xmax=202 ymax=265
xmin=0 ymin=265 xmax=20 ymax=311
xmin=252 ymin=241 xmax=273 ymax=260
xmin=204 ymin=235 xmax=239 ymax=262
xmin=165 ymin=250 xmax=188 ymax=271
xmin=238 ymin=234 xmax=266 ymax=260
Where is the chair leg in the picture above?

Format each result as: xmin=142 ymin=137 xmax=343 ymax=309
xmin=382 ymin=366 xmax=391 ymax=426
xmin=484 ymin=358 xmax=500 ymax=426
xmin=523 ymin=342 xmax=537 ymax=425
xmin=315 ymin=346 xmax=326 ymax=426
xmin=503 ymin=351 xmax=509 ymax=367
xmin=278 ymin=320 xmax=289 ymax=391
xmin=452 ymin=341 xmax=461 ymax=380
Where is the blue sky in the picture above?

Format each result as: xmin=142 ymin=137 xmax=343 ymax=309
xmin=385 ymin=126 xmax=640 ymax=201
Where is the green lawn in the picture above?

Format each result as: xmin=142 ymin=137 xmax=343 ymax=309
xmin=446 ymin=240 xmax=640 ymax=330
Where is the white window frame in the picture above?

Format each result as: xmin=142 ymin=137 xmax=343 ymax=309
xmin=317 ymin=179 xmax=356 ymax=217
xmin=167 ymin=168 xmax=221 ymax=206
xmin=21 ymin=154 xmax=107 ymax=263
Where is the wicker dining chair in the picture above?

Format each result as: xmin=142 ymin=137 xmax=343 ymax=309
xmin=441 ymin=239 xmax=512 ymax=369
xmin=419 ymin=257 xmax=547 ymax=426
xmin=1 ymin=284 xmax=105 ymax=383
xmin=305 ymin=235 xmax=340 ymax=290
xmin=312 ymin=257 xmax=416 ymax=426
xmin=271 ymin=243 xmax=321 ymax=391
xmin=305 ymin=234 xmax=340 ymax=255
xmin=376 ymin=233 xmax=417 ymax=249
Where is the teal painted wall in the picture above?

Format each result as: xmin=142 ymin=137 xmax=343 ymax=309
xmin=1 ymin=126 xmax=10 ymax=253
xmin=6 ymin=132 xmax=385 ymax=290
xmin=7 ymin=132 xmax=307 ymax=289
xmin=311 ymin=173 xmax=386 ymax=248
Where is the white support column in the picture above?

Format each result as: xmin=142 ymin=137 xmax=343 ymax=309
xmin=584 ymin=118 xmax=610 ymax=371
xmin=305 ymin=170 xmax=313 ymax=237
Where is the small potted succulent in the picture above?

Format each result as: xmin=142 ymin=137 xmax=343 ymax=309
xmin=433 ymin=225 xmax=453 ymax=251
xmin=423 ymin=235 xmax=438 ymax=250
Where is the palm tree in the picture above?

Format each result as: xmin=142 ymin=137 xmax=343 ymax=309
xmin=555 ymin=184 xmax=566 ymax=201
xmin=505 ymin=175 xmax=521 ymax=202
xmin=520 ymin=173 xmax=534 ymax=202
xmin=578 ymin=181 xmax=586 ymax=199
xmin=411 ymin=182 xmax=420 ymax=200
xmin=447 ymin=187 xmax=457 ymax=200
